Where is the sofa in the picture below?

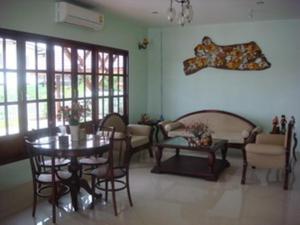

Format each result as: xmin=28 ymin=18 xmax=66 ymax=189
xmin=159 ymin=110 xmax=259 ymax=150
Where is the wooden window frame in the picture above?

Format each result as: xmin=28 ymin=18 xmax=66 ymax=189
xmin=0 ymin=27 xmax=129 ymax=165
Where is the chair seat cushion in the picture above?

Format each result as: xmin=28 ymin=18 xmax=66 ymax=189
xmin=37 ymin=171 xmax=71 ymax=183
xmin=91 ymin=165 xmax=126 ymax=178
xmin=246 ymin=143 xmax=285 ymax=155
xmin=131 ymin=135 xmax=149 ymax=148
xmin=43 ymin=158 xmax=70 ymax=167
xmin=79 ymin=156 xmax=107 ymax=165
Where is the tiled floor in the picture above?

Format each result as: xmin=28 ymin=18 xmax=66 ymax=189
xmin=2 ymin=151 xmax=300 ymax=225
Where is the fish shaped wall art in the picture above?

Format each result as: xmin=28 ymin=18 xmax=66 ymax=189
xmin=183 ymin=36 xmax=271 ymax=75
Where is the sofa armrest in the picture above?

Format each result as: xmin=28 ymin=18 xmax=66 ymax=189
xmin=244 ymin=127 xmax=263 ymax=144
xmin=127 ymin=124 xmax=152 ymax=137
xmin=256 ymin=133 xmax=285 ymax=146
xmin=158 ymin=120 xmax=173 ymax=128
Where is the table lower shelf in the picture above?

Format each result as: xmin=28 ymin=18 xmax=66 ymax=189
xmin=151 ymin=155 xmax=230 ymax=181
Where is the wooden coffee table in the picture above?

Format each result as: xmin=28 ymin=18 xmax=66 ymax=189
xmin=151 ymin=137 xmax=230 ymax=181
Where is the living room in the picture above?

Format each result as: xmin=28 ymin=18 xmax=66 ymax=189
xmin=0 ymin=0 xmax=299 ymax=224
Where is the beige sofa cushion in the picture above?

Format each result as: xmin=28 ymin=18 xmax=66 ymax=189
xmin=246 ymin=143 xmax=285 ymax=155
xmin=213 ymin=131 xmax=244 ymax=144
xmin=256 ymin=134 xmax=285 ymax=146
xmin=165 ymin=122 xmax=184 ymax=132
xmin=246 ymin=152 xmax=285 ymax=168
xmin=168 ymin=128 xmax=190 ymax=138
xmin=131 ymin=136 xmax=149 ymax=148
xmin=168 ymin=129 xmax=244 ymax=144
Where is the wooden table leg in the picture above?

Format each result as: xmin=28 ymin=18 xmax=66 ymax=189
xmin=155 ymin=146 xmax=163 ymax=171
xmin=207 ymin=152 xmax=216 ymax=173
xmin=176 ymin=148 xmax=180 ymax=156
xmin=155 ymin=125 xmax=159 ymax=143
xmin=221 ymin=142 xmax=228 ymax=161
xmin=69 ymin=157 xmax=80 ymax=211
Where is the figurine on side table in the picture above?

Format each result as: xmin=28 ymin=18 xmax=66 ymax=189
xmin=271 ymin=116 xmax=280 ymax=134
xmin=280 ymin=115 xmax=287 ymax=134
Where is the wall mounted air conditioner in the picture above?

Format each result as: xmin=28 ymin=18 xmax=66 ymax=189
xmin=55 ymin=2 xmax=104 ymax=31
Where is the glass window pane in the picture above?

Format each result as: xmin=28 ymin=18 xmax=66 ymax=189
xmin=119 ymin=98 xmax=124 ymax=115
xmin=119 ymin=55 xmax=124 ymax=74
xmin=103 ymin=53 xmax=109 ymax=74
xmin=0 ymin=38 xmax=3 ymax=69
xmin=98 ymin=98 xmax=103 ymax=119
xmin=77 ymin=49 xmax=84 ymax=72
xmin=64 ymin=74 xmax=72 ymax=98
xmin=104 ymin=98 xmax=109 ymax=116
xmin=119 ymin=77 xmax=124 ymax=95
xmin=6 ymin=72 xmax=18 ymax=102
xmin=27 ymin=102 xmax=37 ymax=131
xmin=26 ymin=42 xmax=35 ymax=70
xmin=38 ymin=73 xmax=47 ymax=100
xmin=103 ymin=76 xmax=109 ymax=96
xmin=113 ymin=55 xmax=119 ymax=74
xmin=85 ymin=75 xmax=92 ymax=97
xmin=0 ymin=106 xmax=5 ymax=136
xmin=113 ymin=97 xmax=118 ymax=113
xmin=98 ymin=75 xmax=103 ymax=96
xmin=54 ymin=46 xmax=62 ymax=71
xmin=78 ymin=99 xmax=85 ymax=122
xmin=113 ymin=76 xmax=118 ymax=96
xmin=64 ymin=47 xmax=71 ymax=72
xmin=86 ymin=99 xmax=92 ymax=121
xmin=39 ymin=102 xmax=48 ymax=129
xmin=0 ymin=72 xmax=4 ymax=102
xmin=37 ymin=43 xmax=46 ymax=70
xmin=98 ymin=52 xmax=103 ymax=74
xmin=26 ymin=72 xmax=36 ymax=100
xmin=77 ymin=75 xmax=84 ymax=98
xmin=55 ymin=74 xmax=63 ymax=99
xmin=5 ymin=39 xmax=17 ymax=70
xmin=55 ymin=101 xmax=63 ymax=126
xmin=8 ymin=104 xmax=19 ymax=134
xmin=85 ymin=50 xmax=92 ymax=73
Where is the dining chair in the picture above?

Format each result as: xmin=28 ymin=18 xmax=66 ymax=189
xmin=25 ymin=138 xmax=72 ymax=223
xmin=100 ymin=113 xmax=153 ymax=159
xmin=89 ymin=126 xmax=133 ymax=216
xmin=241 ymin=119 xmax=296 ymax=190
xmin=27 ymin=129 xmax=70 ymax=171
xmin=80 ymin=113 xmax=153 ymax=174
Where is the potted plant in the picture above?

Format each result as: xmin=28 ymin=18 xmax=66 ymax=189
xmin=59 ymin=102 xmax=85 ymax=141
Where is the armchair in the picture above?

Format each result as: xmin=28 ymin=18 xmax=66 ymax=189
xmin=241 ymin=119 xmax=296 ymax=190
xmin=99 ymin=113 xmax=153 ymax=161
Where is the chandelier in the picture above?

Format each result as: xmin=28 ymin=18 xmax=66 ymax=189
xmin=166 ymin=0 xmax=193 ymax=26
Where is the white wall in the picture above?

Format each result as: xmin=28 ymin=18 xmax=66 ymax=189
xmin=147 ymin=19 xmax=300 ymax=141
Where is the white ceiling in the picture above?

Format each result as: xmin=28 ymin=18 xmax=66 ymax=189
xmin=74 ymin=0 xmax=300 ymax=27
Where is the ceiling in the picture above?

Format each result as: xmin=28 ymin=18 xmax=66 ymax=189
xmin=73 ymin=0 xmax=300 ymax=27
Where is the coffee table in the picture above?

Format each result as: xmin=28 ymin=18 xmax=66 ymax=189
xmin=151 ymin=137 xmax=230 ymax=181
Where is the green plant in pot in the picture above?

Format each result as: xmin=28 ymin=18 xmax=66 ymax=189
xmin=59 ymin=102 xmax=85 ymax=140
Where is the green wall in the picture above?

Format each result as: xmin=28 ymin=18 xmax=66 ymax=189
xmin=0 ymin=0 xmax=148 ymax=191
xmin=147 ymin=20 xmax=300 ymax=139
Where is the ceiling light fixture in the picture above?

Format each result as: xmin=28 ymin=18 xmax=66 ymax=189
xmin=166 ymin=0 xmax=193 ymax=26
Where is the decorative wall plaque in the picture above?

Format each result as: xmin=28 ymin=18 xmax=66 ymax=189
xmin=183 ymin=36 xmax=271 ymax=75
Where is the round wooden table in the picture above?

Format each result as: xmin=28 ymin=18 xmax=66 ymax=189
xmin=33 ymin=134 xmax=111 ymax=211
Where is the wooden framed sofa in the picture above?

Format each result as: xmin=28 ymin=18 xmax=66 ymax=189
xmin=159 ymin=110 xmax=258 ymax=150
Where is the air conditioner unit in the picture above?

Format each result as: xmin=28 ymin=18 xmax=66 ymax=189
xmin=55 ymin=2 xmax=104 ymax=31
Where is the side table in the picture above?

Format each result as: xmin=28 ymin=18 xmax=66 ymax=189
xmin=138 ymin=119 xmax=161 ymax=143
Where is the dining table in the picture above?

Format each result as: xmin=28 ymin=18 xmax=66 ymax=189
xmin=33 ymin=134 xmax=111 ymax=211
